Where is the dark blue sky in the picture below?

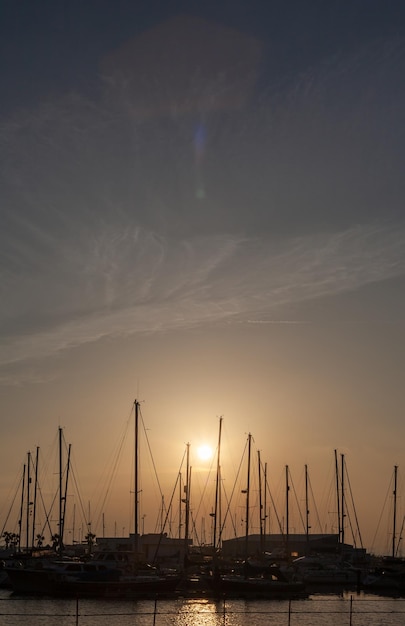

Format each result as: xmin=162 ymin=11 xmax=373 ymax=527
xmin=2 ymin=0 xmax=404 ymax=113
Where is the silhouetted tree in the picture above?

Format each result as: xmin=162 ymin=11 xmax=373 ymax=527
xmin=85 ymin=532 xmax=96 ymax=554
xmin=2 ymin=531 xmax=19 ymax=549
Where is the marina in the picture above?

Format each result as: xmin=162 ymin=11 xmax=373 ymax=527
xmin=2 ymin=1 xmax=405 ymax=622
xmin=1 ymin=402 xmax=405 ymax=601
xmin=1 ymin=0 xmax=404 ymax=599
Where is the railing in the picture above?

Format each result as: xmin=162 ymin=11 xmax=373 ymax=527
xmin=1 ymin=596 xmax=405 ymax=625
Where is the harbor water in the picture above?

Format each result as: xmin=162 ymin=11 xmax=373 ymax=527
xmin=1 ymin=590 xmax=405 ymax=625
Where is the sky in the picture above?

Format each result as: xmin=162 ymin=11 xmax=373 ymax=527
xmin=1 ymin=0 xmax=405 ymax=555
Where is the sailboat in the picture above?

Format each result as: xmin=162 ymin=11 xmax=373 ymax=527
xmin=4 ymin=428 xmax=117 ymax=595
xmin=363 ymin=465 xmax=405 ymax=592
xmin=6 ymin=404 xmax=181 ymax=598
xmin=211 ymin=433 xmax=305 ymax=597
xmin=290 ymin=453 xmax=364 ymax=588
xmin=73 ymin=399 xmax=181 ymax=598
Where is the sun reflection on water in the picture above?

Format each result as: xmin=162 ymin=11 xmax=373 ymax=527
xmin=174 ymin=598 xmax=227 ymax=626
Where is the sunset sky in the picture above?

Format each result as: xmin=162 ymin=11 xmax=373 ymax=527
xmin=1 ymin=0 xmax=405 ymax=555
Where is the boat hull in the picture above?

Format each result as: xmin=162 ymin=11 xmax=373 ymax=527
xmin=6 ymin=567 xmax=180 ymax=598
xmin=212 ymin=574 xmax=305 ymax=598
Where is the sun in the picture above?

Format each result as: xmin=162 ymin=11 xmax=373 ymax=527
xmin=197 ymin=444 xmax=213 ymax=461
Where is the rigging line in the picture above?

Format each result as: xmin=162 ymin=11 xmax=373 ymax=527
xmin=220 ymin=480 xmax=238 ymax=540
xmin=34 ymin=448 xmax=55 ymax=538
xmin=190 ymin=511 xmax=201 ymax=548
xmin=264 ymin=467 xmax=285 ymax=537
xmin=370 ymin=469 xmax=394 ymax=553
xmin=35 ymin=447 xmax=57 ymax=514
xmin=48 ymin=430 xmax=87 ymax=532
xmin=157 ymin=475 xmax=180 ymax=540
xmin=307 ymin=473 xmax=323 ymax=533
xmin=191 ymin=449 xmax=217 ymax=523
xmin=63 ymin=442 xmax=85 ymax=511
xmin=319 ymin=458 xmax=337 ymax=526
xmin=0 ymin=468 xmax=23 ymax=538
xmin=343 ymin=495 xmax=358 ymax=550
xmin=34 ymin=430 xmax=61 ymax=511
xmin=56 ymin=432 xmax=88 ymax=531
xmin=58 ymin=435 xmax=75 ymax=533
xmin=220 ymin=436 xmax=248 ymax=540
xmin=396 ymin=516 xmax=405 ymax=557
xmin=40 ymin=487 xmax=58 ymax=540
xmin=39 ymin=439 xmax=72 ymax=541
xmin=344 ymin=462 xmax=364 ymax=549
xmin=93 ymin=405 xmax=133 ymax=530
xmin=37 ymin=478 xmax=55 ymax=540
xmin=139 ymin=405 xmax=165 ymax=505
xmin=68 ymin=459 xmax=90 ymax=530
xmin=151 ymin=454 xmax=186 ymax=565
xmin=29 ymin=448 xmax=57 ymax=541
xmin=288 ymin=468 xmax=306 ymax=534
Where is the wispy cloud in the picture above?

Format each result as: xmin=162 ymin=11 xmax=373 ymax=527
xmin=1 ymin=37 xmax=404 ymax=374
xmin=1 ymin=221 xmax=404 ymax=369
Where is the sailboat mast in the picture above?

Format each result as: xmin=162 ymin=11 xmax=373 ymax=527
xmin=31 ymin=447 xmax=39 ymax=550
xmin=61 ymin=443 xmax=71 ymax=550
xmin=26 ymin=451 xmax=31 ymax=552
xmin=134 ymin=400 xmax=140 ymax=555
xmin=258 ymin=450 xmax=264 ymax=554
xmin=393 ymin=465 xmax=398 ymax=558
xmin=160 ymin=495 xmax=164 ymax=533
xmin=18 ymin=463 xmax=26 ymax=553
xmin=341 ymin=454 xmax=345 ymax=550
xmin=263 ymin=462 xmax=268 ymax=550
xmin=184 ymin=443 xmax=190 ymax=554
xmin=244 ymin=433 xmax=252 ymax=563
xmin=213 ymin=417 xmax=223 ymax=552
xmin=178 ymin=472 xmax=182 ymax=540
xmin=305 ymin=464 xmax=310 ymax=551
xmin=334 ymin=449 xmax=341 ymax=546
xmin=286 ymin=465 xmax=290 ymax=559
xmin=59 ymin=427 xmax=63 ymax=555
xmin=73 ymin=503 xmax=76 ymax=545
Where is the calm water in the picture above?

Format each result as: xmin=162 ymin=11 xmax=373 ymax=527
xmin=1 ymin=589 xmax=405 ymax=625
